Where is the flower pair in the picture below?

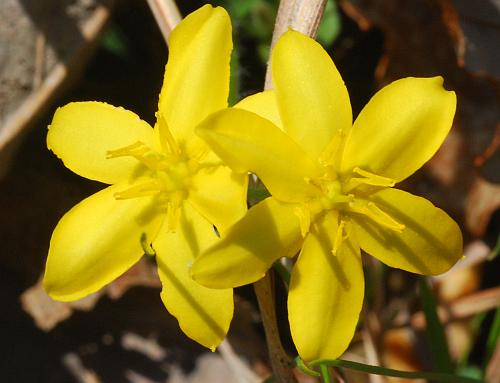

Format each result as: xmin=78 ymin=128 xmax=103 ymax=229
xmin=44 ymin=4 xmax=462 ymax=361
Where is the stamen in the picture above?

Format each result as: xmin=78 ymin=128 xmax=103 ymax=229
xmin=332 ymin=220 xmax=346 ymax=256
xmin=353 ymin=167 xmax=396 ymax=187
xmin=106 ymin=141 xmax=145 ymax=158
xmin=349 ymin=200 xmax=405 ymax=233
xmin=157 ymin=113 xmax=180 ymax=156
xmin=293 ymin=205 xmax=311 ymax=237
xmin=344 ymin=167 xmax=396 ymax=192
xmin=319 ymin=128 xmax=346 ymax=169
xmin=113 ymin=180 xmax=161 ymax=200
xmin=107 ymin=141 xmax=163 ymax=170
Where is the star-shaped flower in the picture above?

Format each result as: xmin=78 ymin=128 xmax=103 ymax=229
xmin=44 ymin=5 xmax=247 ymax=350
xmin=191 ymin=30 xmax=462 ymax=360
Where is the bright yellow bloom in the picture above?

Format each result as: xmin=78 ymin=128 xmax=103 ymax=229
xmin=43 ymin=5 xmax=247 ymax=351
xmin=191 ymin=30 xmax=462 ymax=361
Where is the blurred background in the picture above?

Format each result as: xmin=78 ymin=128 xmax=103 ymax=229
xmin=0 ymin=0 xmax=499 ymax=382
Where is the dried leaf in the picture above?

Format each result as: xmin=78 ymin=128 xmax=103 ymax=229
xmin=20 ymin=259 xmax=160 ymax=331
xmin=465 ymin=177 xmax=500 ymax=237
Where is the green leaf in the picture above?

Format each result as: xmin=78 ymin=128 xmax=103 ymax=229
xmin=221 ymin=0 xmax=261 ymax=19
xmin=100 ymin=23 xmax=130 ymax=58
xmin=456 ymin=366 xmax=484 ymax=380
xmin=487 ymin=233 xmax=500 ymax=260
xmin=228 ymin=48 xmax=240 ymax=106
xmin=316 ymin=0 xmax=341 ymax=47
xmin=419 ymin=277 xmax=454 ymax=373
xmin=486 ymin=307 xmax=500 ymax=363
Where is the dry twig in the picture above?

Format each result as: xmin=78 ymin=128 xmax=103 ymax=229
xmin=146 ymin=0 xmax=181 ymax=44
xmin=264 ymin=0 xmax=327 ymax=88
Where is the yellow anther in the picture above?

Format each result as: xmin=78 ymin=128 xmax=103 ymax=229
xmin=349 ymin=200 xmax=405 ymax=233
xmin=294 ymin=205 xmax=311 ymax=238
xmin=113 ymin=180 xmax=162 ymax=200
xmin=353 ymin=167 xmax=396 ymax=187
xmin=157 ymin=113 xmax=180 ymax=156
xmin=332 ymin=220 xmax=346 ymax=256
xmin=106 ymin=141 xmax=145 ymax=158
xmin=344 ymin=167 xmax=396 ymax=192
xmin=107 ymin=141 xmax=164 ymax=170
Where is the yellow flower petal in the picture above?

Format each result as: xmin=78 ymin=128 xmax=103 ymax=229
xmin=234 ymin=90 xmax=283 ymax=130
xmin=188 ymin=165 xmax=247 ymax=233
xmin=341 ymin=77 xmax=456 ymax=182
xmin=47 ymin=102 xmax=155 ymax=184
xmin=44 ymin=184 xmax=163 ymax=301
xmin=353 ymin=188 xmax=463 ymax=275
xmin=158 ymin=5 xmax=232 ymax=155
xmin=288 ymin=212 xmax=364 ymax=361
xmin=272 ymin=30 xmax=352 ymax=159
xmin=197 ymin=108 xmax=321 ymax=203
xmin=191 ymin=197 xmax=302 ymax=288
xmin=154 ymin=202 xmax=233 ymax=351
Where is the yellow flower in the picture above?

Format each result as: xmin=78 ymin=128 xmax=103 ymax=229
xmin=43 ymin=5 xmax=247 ymax=351
xmin=191 ymin=30 xmax=462 ymax=360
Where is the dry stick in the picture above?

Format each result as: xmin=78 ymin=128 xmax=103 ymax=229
xmin=264 ymin=0 xmax=327 ymax=89
xmin=0 ymin=5 xmax=111 ymax=168
xmin=361 ymin=308 xmax=384 ymax=383
xmin=255 ymin=3 xmax=327 ymax=382
xmin=254 ymin=274 xmax=296 ymax=383
xmin=396 ymin=285 xmax=500 ymax=329
xmin=146 ymin=0 xmax=182 ymax=44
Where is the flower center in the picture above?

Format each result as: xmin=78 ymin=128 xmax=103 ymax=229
xmin=106 ymin=141 xmax=197 ymax=199
xmin=105 ymin=115 xmax=199 ymax=231
xmin=295 ymin=165 xmax=405 ymax=252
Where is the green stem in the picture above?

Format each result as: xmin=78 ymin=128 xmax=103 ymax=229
xmin=295 ymin=356 xmax=320 ymax=377
xmin=419 ymin=277 xmax=453 ymax=372
xmin=313 ymin=359 xmax=483 ymax=383
xmin=320 ymin=364 xmax=333 ymax=383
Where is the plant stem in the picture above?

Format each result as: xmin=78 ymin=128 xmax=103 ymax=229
xmin=254 ymin=273 xmax=296 ymax=383
xmin=314 ymin=359 xmax=483 ymax=383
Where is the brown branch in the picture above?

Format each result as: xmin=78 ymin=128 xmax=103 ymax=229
xmin=392 ymin=286 xmax=500 ymax=329
xmin=254 ymin=273 xmax=296 ymax=383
